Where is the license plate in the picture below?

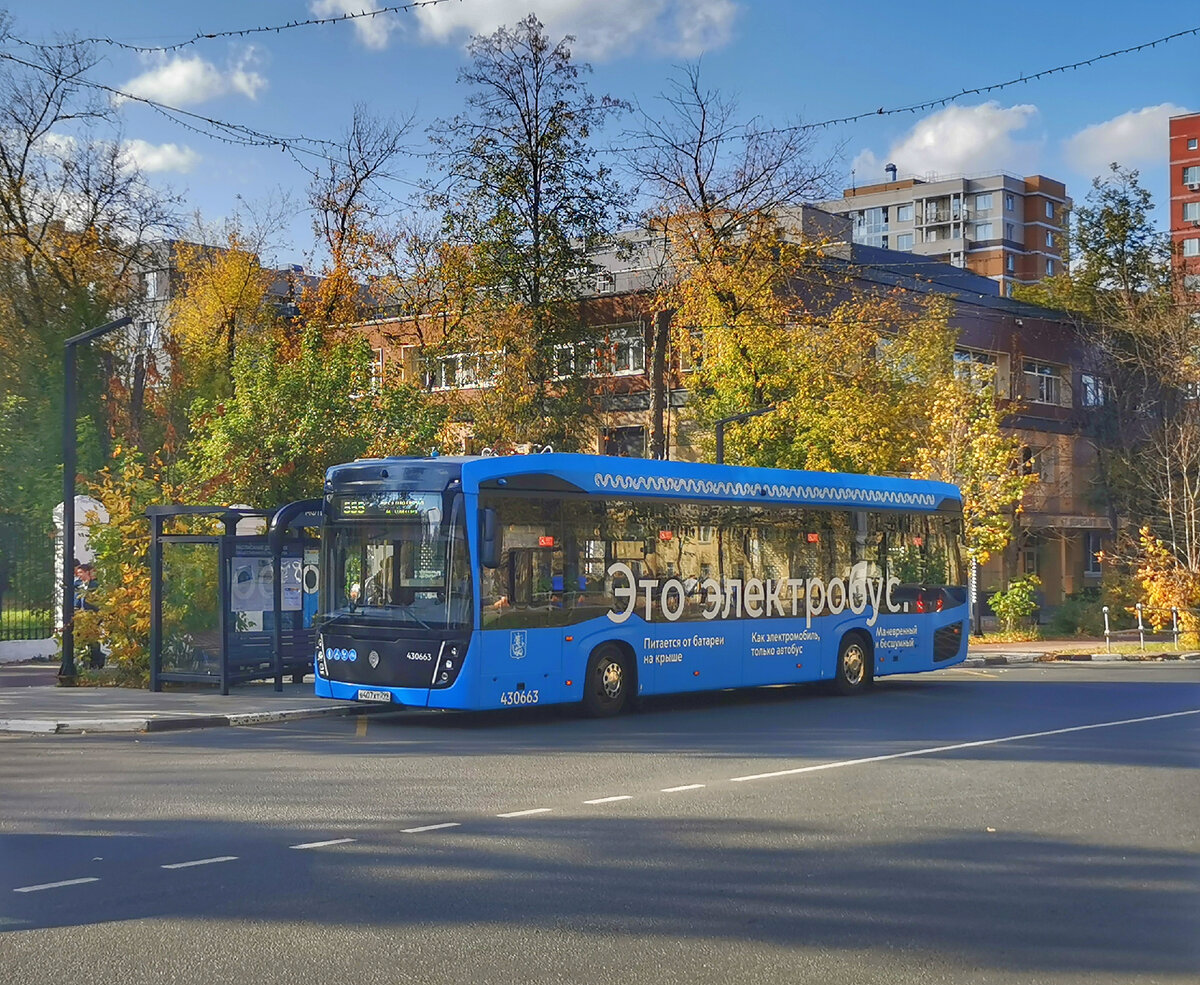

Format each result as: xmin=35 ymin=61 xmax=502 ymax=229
xmin=356 ymin=689 xmax=392 ymax=703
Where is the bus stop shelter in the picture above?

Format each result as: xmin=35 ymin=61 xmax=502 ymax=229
xmin=148 ymin=503 xmax=322 ymax=694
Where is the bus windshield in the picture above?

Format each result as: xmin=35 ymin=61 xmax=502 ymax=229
xmin=323 ymin=492 xmax=472 ymax=631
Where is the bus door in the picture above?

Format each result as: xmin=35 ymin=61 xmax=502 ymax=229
xmin=477 ymin=506 xmax=564 ymax=702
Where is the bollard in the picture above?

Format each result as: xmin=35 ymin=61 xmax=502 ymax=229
xmin=1136 ymin=602 xmax=1145 ymax=651
xmin=1102 ymin=605 xmax=1110 ymax=653
xmin=1173 ymin=607 xmax=1180 ymax=650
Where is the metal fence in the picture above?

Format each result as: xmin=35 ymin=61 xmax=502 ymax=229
xmin=0 ymin=512 xmax=55 ymax=640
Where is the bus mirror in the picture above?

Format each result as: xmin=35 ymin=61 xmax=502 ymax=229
xmin=480 ymin=509 xmax=500 ymax=568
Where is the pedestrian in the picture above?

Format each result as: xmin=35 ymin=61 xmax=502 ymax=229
xmin=75 ymin=562 xmax=104 ymax=670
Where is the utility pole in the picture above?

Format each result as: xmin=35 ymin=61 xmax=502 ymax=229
xmin=59 ymin=316 xmax=131 ymax=685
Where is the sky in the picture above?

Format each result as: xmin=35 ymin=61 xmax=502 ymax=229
xmin=5 ymin=1 xmax=1196 ymax=265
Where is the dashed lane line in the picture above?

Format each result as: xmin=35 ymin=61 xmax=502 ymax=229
xmin=661 ymin=784 xmax=705 ymax=793
xmin=290 ymin=838 xmax=356 ymax=850
xmin=728 ymin=709 xmax=1200 ymax=783
xmin=401 ymin=822 xmax=461 ymax=834
xmin=583 ymin=795 xmax=633 ymax=804
xmin=496 ymin=808 xmax=554 ymax=818
xmin=161 ymin=856 xmax=238 ymax=869
xmin=13 ymin=877 xmax=99 ymax=893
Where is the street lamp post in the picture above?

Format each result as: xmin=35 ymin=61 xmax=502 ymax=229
xmin=59 ymin=315 xmax=132 ymax=685
xmin=714 ymin=405 xmax=776 ymax=465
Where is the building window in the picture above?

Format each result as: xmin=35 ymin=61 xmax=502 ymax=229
xmin=371 ymin=348 xmax=385 ymax=390
xmin=975 ymin=222 xmax=994 ymax=240
xmin=1184 ymin=239 xmax=1200 ymax=258
xmin=425 ymin=352 xmax=501 ymax=391
xmin=1190 ymin=138 xmax=1199 ymax=151
xmin=144 ymin=270 xmax=160 ymax=300
xmin=974 ymin=193 xmax=993 ymax=212
xmin=1085 ymin=531 xmax=1103 ymax=576
xmin=954 ymin=348 xmax=996 ymax=389
xmin=896 ymin=203 xmax=914 ymax=222
xmin=1021 ymin=446 xmax=1055 ymax=483
xmin=1184 ymin=202 xmax=1200 ymax=222
xmin=1006 ymin=254 xmax=1015 ymax=273
xmin=1005 ymin=222 xmax=1015 ymax=240
xmin=1046 ymin=258 xmax=1056 ymax=276
xmin=1045 ymin=201 xmax=1054 ymax=219
xmin=1183 ymin=165 xmax=1200 ymax=185
xmin=896 ymin=232 xmax=914 ymax=251
xmin=1021 ymin=537 xmax=1041 ymax=576
xmin=926 ymin=228 xmax=938 ymax=243
xmin=1005 ymin=193 xmax=1015 ymax=211
xmin=602 ymin=426 xmax=646 ymax=458
xmin=1024 ymin=361 xmax=1062 ymax=404
xmin=1046 ymin=231 xmax=1055 ymax=248
xmin=555 ymin=326 xmax=645 ymax=378
xmin=1080 ymin=373 xmax=1109 ymax=407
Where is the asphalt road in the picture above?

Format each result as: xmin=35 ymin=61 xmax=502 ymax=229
xmin=2 ymin=662 xmax=1198 ymax=985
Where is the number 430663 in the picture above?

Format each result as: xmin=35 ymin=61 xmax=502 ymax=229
xmin=499 ymin=690 xmax=539 ymax=706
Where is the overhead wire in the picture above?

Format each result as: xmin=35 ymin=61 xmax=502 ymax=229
xmin=10 ymin=1 xmax=460 ymax=54
xmin=610 ymin=25 xmax=1200 ymax=153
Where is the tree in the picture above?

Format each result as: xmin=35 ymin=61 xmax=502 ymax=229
xmin=303 ymin=106 xmax=413 ymax=328
xmin=625 ymin=63 xmax=840 ymax=456
xmin=430 ymin=14 xmax=628 ymax=449
xmin=0 ymin=21 xmax=178 ymax=512
xmin=184 ymin=327 xmax=446 ymax=507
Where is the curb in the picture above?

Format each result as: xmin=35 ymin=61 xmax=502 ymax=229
xmin=964 ymin=651 xmax=1200 ymax=667
xmin=0 ymin=702 xmax=369 ymax=735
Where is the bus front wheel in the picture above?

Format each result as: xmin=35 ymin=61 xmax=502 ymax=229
xmin=582 ymin=645 xmax=631 ymax=717
xmin=834 ymin=634 xmax=872 ymax=696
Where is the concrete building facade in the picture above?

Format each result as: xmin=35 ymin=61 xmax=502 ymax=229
xmin=819 ymin=172 xmax=1070 ymax=297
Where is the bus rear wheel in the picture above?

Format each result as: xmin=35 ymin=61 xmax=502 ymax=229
xmin=582 ymin=645 xmax=630 ymax=717
xmin=834 ymin=634 xmax=872 ymax=696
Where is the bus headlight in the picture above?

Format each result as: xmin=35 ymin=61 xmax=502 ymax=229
xmin=316 ymin=634 xmax=328 ymax=677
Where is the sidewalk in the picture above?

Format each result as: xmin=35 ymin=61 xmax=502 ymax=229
xmin=0 ymin=665 xmax=365 ymax=735
xmin=1 ymin=640 xmax=1196 ymax=735
xmin=963 ymin=637 xmax=1200 ymax=667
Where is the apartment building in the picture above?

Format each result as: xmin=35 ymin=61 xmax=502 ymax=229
xmin=819 ymin=171 xmax=1070 ymax=297
xmin=1170 ymin=110 xmax=1200 ymax=292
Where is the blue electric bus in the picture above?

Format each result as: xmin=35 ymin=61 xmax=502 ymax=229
xmin=312 ymin=454 xmax=968 ymax=715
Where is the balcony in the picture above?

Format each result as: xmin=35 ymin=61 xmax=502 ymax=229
xmin=916 ymin=207 xmax=970 ymax=226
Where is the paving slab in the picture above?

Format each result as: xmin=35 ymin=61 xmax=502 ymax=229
xmin=0 ymin=679 xmax=366 ymax=734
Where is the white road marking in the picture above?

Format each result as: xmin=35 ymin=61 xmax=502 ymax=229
xmin=290 ymin=838 xmax=356 ymax=850
xmin=496 ymin=808 xmax=554 ymax=818
xmin=729 ymin=709 xmax=1200 ymax=783
xmin=661 ymin=784 xmax=706 ymax=793
xmin=402 ymin=822 xmax=461 ymax=833
xmin=13 ymin=877 xmax=99 ymax=893
xmin=161 ymin=856 xmax=238 ymax=869
xmin=584 ymin=795 xmax=633 ymax=804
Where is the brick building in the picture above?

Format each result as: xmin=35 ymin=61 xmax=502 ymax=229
xmin=357 ymin=209 xmax=1110 ymax=612
xmin=1169 ymin=110 xmax=1200 ymax=292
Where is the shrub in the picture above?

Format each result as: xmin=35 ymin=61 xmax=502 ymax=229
xmin=988 ymin=574 xmax=1042 ymax=632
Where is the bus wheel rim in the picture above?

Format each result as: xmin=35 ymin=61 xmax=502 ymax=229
xmin=600 ymin=660 xmax=622 ymax=699
xmin=843 ymin=644 xmax=865 ymax=686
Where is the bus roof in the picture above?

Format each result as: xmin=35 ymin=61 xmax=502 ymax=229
xmin=327 ymin=454 xmax=961 ymax=513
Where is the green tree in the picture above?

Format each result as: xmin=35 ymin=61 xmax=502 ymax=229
xmin=430 ymin=14 xmax=628 ymax=449
xmin=0 ymin=20 xmax=178 ymax=514
xmin=184 ymin=327 xmax=446 ymax=507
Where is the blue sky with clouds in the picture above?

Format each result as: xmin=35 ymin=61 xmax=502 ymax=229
xmin=7 ymin=1 xmax=1195 ymax=262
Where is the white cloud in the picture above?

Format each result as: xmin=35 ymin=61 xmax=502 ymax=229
xmin=411 ymin=0 xmax=739 ymax=60
xmin=309 ymin=0 xmax=399 ymax=51
xmin=1063 ymin=103 xmax=1192 ymax=175
xmin=119 ymin=139 xmax=200 ymax=174
xmin=119 ymin=49 xmax=266 ymax=107
xmin=852 ymin=102 xmax=1042 ymax=183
